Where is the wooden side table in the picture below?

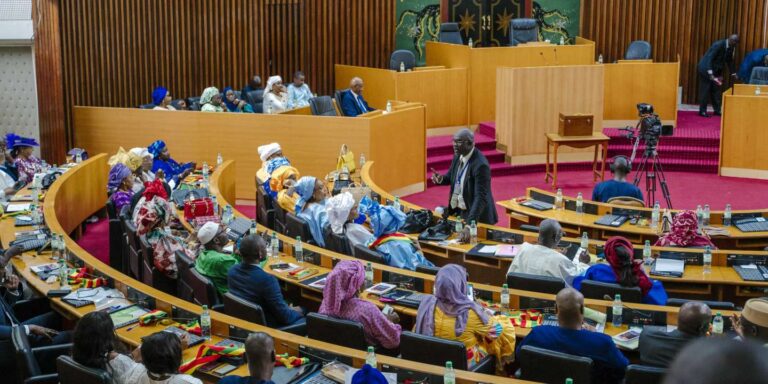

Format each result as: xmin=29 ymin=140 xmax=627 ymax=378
xmin=545 ymin=132 xmax=610 ymax=188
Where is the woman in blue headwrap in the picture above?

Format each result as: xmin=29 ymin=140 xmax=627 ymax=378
xmin=107 ymin=163 xmax=134 ymax=212
xmin=222 ymin=87 xmax=254 ymax=113
xmin=200 ymin=86 xmax=224 ymax=112
xmin=359 ymin=197 xmax=434 ymax=271
xmin=147 ymin=140 xmax=195 ymax=189
xmin=294 ymin=176 xmax=329 ymax=246
xmin=151 ymin=86 xmax=175 ymax=110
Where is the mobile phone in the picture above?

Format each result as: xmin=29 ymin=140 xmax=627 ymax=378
xmin=213 ymin=364 xmax=237 ymax=375
xmin=269 ymin=263 xmax=290 ymax=270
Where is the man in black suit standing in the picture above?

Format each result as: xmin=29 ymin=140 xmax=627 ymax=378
xmin=431 ymin=129 xmax=497 ymax=237
xmin=697 ymin=34 xmax=739 ymax=117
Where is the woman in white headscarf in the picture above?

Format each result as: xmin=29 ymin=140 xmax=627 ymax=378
xmin=263 ymin=76 xmax=287 ymax=114
xmin=326 ymin=192 xmax=374 ymax=248
xmin=129 ymin=147 xmax=156 ymax=192
xmin=200 ymin=86 xmax=225 ymax=112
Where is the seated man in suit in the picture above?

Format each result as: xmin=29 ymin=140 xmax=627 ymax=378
xmin=227 ymin=235 xmax=304 ymax=328
xmin=591 ymin=156 xmax=643 ymax=203
xmin=431 ymin=129 xmax=498 ymax=233
xmin=516 ymin=288 xmax=629 ymax=384
xmin=340 ymin=77 xmax=375 ymax=117
xmin=639 ymin=301 xmax=711 ymax=367
xmin=507 ymin=219 xmax=590 ymax=283
xmin=218 ymin=332 xmax=276 ymax=384
xmin=195 ymin=222 xmax=241 ymax=295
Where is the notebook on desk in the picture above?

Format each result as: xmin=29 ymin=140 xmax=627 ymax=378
xmin=594 ymin=214 xmax=629 ymax=227
xmin=650 ymin=258 xmax=685 ymax=278
xmin=521 ymin=199 xmax=554 ymax=211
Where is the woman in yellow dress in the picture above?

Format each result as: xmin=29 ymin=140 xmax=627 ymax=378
xmin=414 ymin=264 xmax=515 ymax=373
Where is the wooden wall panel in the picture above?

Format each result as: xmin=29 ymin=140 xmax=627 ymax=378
xmin=53 ymin=0 xmax=395 ymax=152
xmin=582 ymin=0 xmax=768 ymax=104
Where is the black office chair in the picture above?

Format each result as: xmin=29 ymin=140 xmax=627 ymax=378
xmin=308 ymin=96 xmax=337 ymax=116
xmin=121 ymin=215 xmax=142 ymax=281
xmin=416 ymin=264 xmax=440 ymax=275
xmin=245 ymin=89 xmax=264 ymax=113
xmin=138 ymin=103 xmax=156 ymax=109
xmin=750 ymin=67 xmax=768 ymax=85
xmin=390 ymin=50 xmax=416 ymax=71
xmin=624 ymin=40 xmax=652 ymax=60
xmin=186 ymin=96 xmax=201 ymax=111
xmin=334 ymin=90 xmax=348 ymax=116
xmin=170 ymin=99 xmax=186 ymax=110
xmin=223 ymin=292 xmax=306 ymax=335
xmin=272 ymin=202 xmax=288 ymax=235
xmin=509 ymin=18 xmax=539 ymax=46
xmin=400 ymin=331 xmax=494 ymax=374
xmin=106 ymin=200 xmax=124 ymax=272
xmin=176 ymin=251 xmax=196 ymax=303
xmin=518 ymin=345 xmax=593 ymax=383
xmin=322 ymin=226 xmax=351 ymax=255
xmin=352 ymin=244 xmax=386 ymax=264
xmin=139 ymin=236 xmax=177 ymax=296
xmin=256 ymin=183 xmax=274 ymax=229
xmin=307 ymin=313 xmax=368 ymax=351
xmin=506 ymin=272 xmax=565 ymax=294
xmin=580 ymin=280 xmax=643 ymax=303
xmin=12 ymin=325 xmax=71 ymax=384
xmin=56 ymin=355 xmax=111 ymax=384
xmin=666 ymin=298 xmax=736 ymax=311
xmin=625 ymin=364 xmax=665 ymax=384
xmin=519 ymin=224 xmax=540 ymax=233
xmin=285 ymin=212 xmax=314 ymax=245
xmin=185 ymin=268 xmax=222 ymax=308
xmin=438 ymin=22 xmax=463 ymax=45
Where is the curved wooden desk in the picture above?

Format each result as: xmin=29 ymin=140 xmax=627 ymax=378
xmin=3 ymin=154 xmax=512 ymax=384
xmin=209 ymin=159 xmax=741 ymax=333
xmin=500 ymin=187 xmax=768 ymax=250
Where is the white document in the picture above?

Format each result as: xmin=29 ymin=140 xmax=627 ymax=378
xmin=478 ymin=245 xmax=498 ymax=254
xmin=5 ymin=203 xmax=31 ymax=212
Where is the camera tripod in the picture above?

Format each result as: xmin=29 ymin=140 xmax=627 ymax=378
xmin=632 ymin=145 xmax=673 ymax=208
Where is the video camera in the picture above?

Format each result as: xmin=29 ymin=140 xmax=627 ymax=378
xmin=619 ymin=103 xmax=674 ymax=153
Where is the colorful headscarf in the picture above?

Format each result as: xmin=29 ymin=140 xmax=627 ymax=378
xmin=414 ymin=264 xmax=489 ymax=337
xmin=143 ymin=179 xmax=168 ymax=201
xmin=134 ymin=191 xmax=173 ymax=235
xmin=265 ymin=157 xmax=291 ymax=175
xmin=361 ymin=200 xmax=406 ymax=238
xmin=604 ymin=236 xmax=652 ymax=296
xmin=5 ymin=133 xmax=39 ymax=148
xmin=293 ymin=176 xmax=317 ymax=214
xmin=200 ymin=86 xmax=220 ymax=105
xmin=326 ymin=192 xmax=355 ymax=234
xmin=269 ymin=165 xmax=300 ymax=194
xmin=265 ymin=76 xmax=283 ymax=94
xmin=108 ymin=147 xmax=142 ymax=172
xmin=318 ymin=260 xmax=365 ymax=317
xmin=129 ymin=147 xmax=151 ymax=159
xmin=221 ymin=87 xmax=239 ymax=112
xmin=147 ymin=140 xmax=166 ymax=158
xmin=258 ymin=143 xmax=282 ymax=162
xmin=152 ymin=86 xmax=168 ymax=106
xmin=107 ymin=163 xmax=132 ymax=191
xmin=654 ymin=210 xmax=716 ymax=248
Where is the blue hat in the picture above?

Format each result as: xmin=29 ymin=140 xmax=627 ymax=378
xmin=152 ymin=86 xmax=168 ymax=106
xmin=351 ymin=364 xmax=388 ymax=384
xmin=147 ymin=140 xmax=166 ymax=158
xmin=6 ymin=133 xmax=39 ymax=148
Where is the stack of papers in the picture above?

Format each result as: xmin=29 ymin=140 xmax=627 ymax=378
xmin=5 ymin=203 xmax=31 ymax=213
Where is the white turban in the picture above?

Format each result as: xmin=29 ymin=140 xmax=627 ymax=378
xmin=258 ymin=143 xmax=281 ymax=162
xmin=197 ymin=221 xmax=220 ymax=245
xmin=265 ymin=75 xmax=283 ymax=94
xmin=130 ymin=147 xmax=151 ymax=159
xmin=326 ymin=192 xmax=355 ymax=234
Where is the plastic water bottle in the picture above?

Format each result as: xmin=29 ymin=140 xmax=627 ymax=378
xmin=576 ymin=192 xmax=584 ymax=214
xmin=75 ymin=152 xmax=82 ymax=163
xmin=467 ymin=283 xmax=474 ymax=301
xmin=444 ymin=361 xmax=456 ymax=384
xmin=468 ymin=37 xmax=473 ymax=48
xmin=294 ymin=236 xmax=304 ymax=264
xmin=399 ymin=61 xmax=405 ymax=72
xmin=703 ymin=246 xmax=712 ymax=274
xmin=723 ymin=204 xmax=732 ymax=226
xmin=643 ymin=240 xmax=652 ymax=265
xmin=555 ymin=188 xmax=563 ymax=210
xmin=469 ymin=220 xmax=478 ymax=245
xmin=580 ymin=231 xmax=589 ymax=249
xmin=222 ymin=205 xmax=233 ymax=225
xmin=359 ymin=153 xmax=366 ymax=169
xmin=200 ymin=305 xmax=211 ymax=340
xmin=386 ymin=100 xmax=392 ymax=113
xmin=651 ymin=202 xmax=660 ymax=231
xmin=566 ymin=378 xmax=574 ymax=384
xmin=612 ymin=294 xmax=623 ymax=327
xmin=365 ymin=262 xmax=374 ymax=288
xmin=712 ymin=312 xmax=724 ymax=334
xmin=454 ymin=220 xmax=463 ymax=234
xmin=598 ymin=54 xmax=604 ymax=64
xmin=703 ymin=204 xmax=711 ymax=226
xmin=501 ymin=283 xmax=510 ymax=309
xmin=216 ymin=152 xmax=223 ymax=166
xmin=559 ymin=36 xmax=565 ymax=45
xmin=757 ymin=86 xmax=762 ymax=96
xmin=267 ymin=105 xmax=272 ymax=114
xmin=58 ymin=259 xmax=69 ymax=288
xmin=365 ymin=346 xmax=377 ymax=367
xmin=29 ymin=203 xmax=40 ymax=224
xmin=211 ymin=195 xmax=219 ymax=216
xmin=393 ymin=196 xmax=401 ymax=211
xmin=249 ymin=221 xmax=257 ymax=235
xmin=202 ymin=162 xmax=209 ymax=178
xmin=271 ymin=232 xmax=279 ymax=258
xmin=696 ymin=204 xmax=703 ymax=223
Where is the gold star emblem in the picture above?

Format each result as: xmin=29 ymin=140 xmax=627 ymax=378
xmin=458 ymin=9 xmax=476 ymax=34
xmin=496 ymin=9 xmax=514 ymax=36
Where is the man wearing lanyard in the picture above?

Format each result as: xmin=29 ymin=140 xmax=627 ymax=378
xmin=431 ymin=129 xmax=498 ymax=240
xmin=341 ymin=77 xmax=376 ymax=117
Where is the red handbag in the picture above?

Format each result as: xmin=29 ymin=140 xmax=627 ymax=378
xmin=184 ymin=197 xmax=215 ymax=221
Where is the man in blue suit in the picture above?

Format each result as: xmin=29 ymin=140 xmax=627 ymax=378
xmin=340 ymin=77 xmax=375 ymax=117
xmin=227 ymin=235 xmax=305 ymax=328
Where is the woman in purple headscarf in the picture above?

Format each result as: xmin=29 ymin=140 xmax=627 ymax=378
xmin=107 ymin=163 xmax=134 ymax=212
xmin=319 ymin=260 xmax=401 ymax=349
xmin=414 ymin=264 xmax=515 ymax=373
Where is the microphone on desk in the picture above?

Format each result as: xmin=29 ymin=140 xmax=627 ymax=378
xmin=540 ymin=51 xmax=548 ymax=66
xmin=553 ymin=47 xmax=559 ymax=65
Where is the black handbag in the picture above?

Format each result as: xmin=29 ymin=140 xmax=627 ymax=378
xmin=400 ymin=209 xmax=433 ymax=234
xmin=41 ymin=172 xmax=62 ymax=190
xmin=418 ymin=219 xmax=454 ymax=241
